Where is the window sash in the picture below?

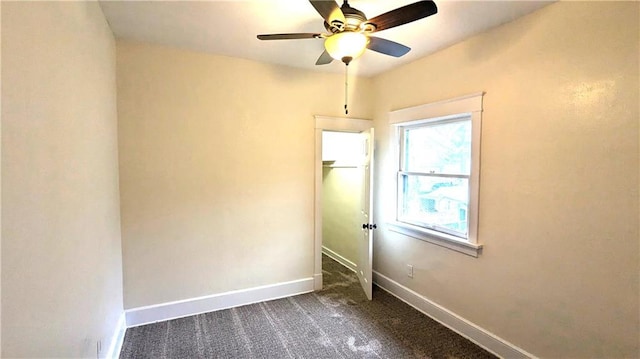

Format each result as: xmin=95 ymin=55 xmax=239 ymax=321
xmin=399 ymin=116 xmax=471 ymax=175
xmin=397 ymin=172 xmax=470 ymax=239
xmin=397 ymin=117 xmax=472 ymax=239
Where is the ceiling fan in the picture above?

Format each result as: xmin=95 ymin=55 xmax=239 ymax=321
xmin=257 ymin=0 xmax=438 ymax=66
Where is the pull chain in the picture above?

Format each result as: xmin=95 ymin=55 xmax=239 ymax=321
xmin=344 ymin=63 xmax=349 ymax=115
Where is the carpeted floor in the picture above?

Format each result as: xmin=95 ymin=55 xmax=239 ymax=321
xmin=120 ymin=255 xmax=496 ymax=358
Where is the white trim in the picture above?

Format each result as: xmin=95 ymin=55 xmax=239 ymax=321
xmin=314 ymin=115 xmax=373 ymax=292
xmin=322 ymin=246 xmax=357 ymax=273
xmin=315 ymin=128 xmax=324 ymax=291
xmin=313 ymin=273 xmax=323 ymax=291
xmin=387 ymin=222 xmax=482 ymax=257
xmin=389 ymin=92 xmax=484 ymax=124
xmin=468 ymin=108 xmax=482 ymax=246
xmin=373 ymin=271 xmax=536 ymax=359
xmin=105 ymin=312 xmax=126 ymax=359
xmin=125 ymin=278 xmax=314 ymax=327
xmin=315 ymin=115 xmax=372 ymax=131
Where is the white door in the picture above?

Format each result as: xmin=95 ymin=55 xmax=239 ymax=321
xmin=357 ymin=128 xmax=374 ymax=300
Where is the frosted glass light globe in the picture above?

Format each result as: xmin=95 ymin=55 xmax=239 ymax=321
xmin=324 ymin=32 xmax=368 ymax=64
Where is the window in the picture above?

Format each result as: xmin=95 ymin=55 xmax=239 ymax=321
xmin=398 ymin=116 xmax=471 ymax=238
xmin=388 ymin=93 xmax=484 ymax=257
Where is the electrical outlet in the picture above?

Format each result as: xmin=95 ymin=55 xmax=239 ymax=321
xmin=407 ymin=264 xmax=414 ymax=278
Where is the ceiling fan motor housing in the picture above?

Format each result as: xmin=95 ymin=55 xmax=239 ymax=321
xmin=325 ymin=1 xmax=373 ymax=33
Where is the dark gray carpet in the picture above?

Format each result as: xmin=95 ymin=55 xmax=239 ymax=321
xmin=120 ymin=255 xmax=496 ymax=358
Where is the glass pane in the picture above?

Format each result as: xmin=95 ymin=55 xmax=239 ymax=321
xmin=399 ymin=174 xmax=469 ymax=237
xmin=403 ymin=119 xmax=471 ymax=175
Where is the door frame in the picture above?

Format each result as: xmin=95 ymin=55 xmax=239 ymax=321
xmin=313 ymin=115 xmax=373 ymax=290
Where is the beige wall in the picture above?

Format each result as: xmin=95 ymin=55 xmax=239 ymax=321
xmin=116 ymin=41 xmax=373 ymax=308
xmin=322 ymin=166 xmax=361 ymax=265
xmin=1 ymin=2 xmax=123 ymax=357
xmin=371 ymin=2 xmax=639 ymax=358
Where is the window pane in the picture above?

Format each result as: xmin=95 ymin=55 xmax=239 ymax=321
xmin=399 ymin=174 xmax=469 ymax=237
xmin=403 ymin=119 xmax=471 ymax=175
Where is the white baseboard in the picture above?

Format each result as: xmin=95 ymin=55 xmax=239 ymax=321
xmin=372 ymin=271 xmax=536 ymax=359
xmin=125 ymin=277 xmax=315 ymax=327
xmin=322 ymin=246 xmax=357 ymax=273
xmin=105 ymin=312 xmax=126 ymax=359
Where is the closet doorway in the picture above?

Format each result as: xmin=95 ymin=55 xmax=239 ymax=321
xmin=313 ymin=116 xmax=374 ymax=300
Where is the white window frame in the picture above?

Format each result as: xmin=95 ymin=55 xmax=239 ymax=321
xmin=388 ymin=93 xmax=484 ymax=257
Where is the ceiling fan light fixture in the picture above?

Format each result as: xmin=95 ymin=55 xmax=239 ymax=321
xmin=324 ymin=31 xmax=368 ymax=64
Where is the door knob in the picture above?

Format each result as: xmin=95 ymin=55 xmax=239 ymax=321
xmin=362 ymin=224 xmax=368 ymax=229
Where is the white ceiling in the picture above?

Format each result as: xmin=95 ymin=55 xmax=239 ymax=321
xmin=100 ymin=0 xmax=553 ymax=77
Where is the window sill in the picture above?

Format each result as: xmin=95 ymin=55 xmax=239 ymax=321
xmin=387 ymin=222 xmax=483 ymax=257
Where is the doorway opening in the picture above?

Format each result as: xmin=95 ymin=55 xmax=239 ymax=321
xmin=321 ymin=130 xmax=363 ymax=274
xmin=313 ymin=116 xmax=374 ymax=300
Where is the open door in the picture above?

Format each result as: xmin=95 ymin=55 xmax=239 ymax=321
xmin=357 ymin=128 xmax=374 ymax=300
xmin=314 ymin=116 xmax=374 ymax=296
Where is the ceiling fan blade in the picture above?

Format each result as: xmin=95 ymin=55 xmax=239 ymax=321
xmin=367 ymin=1 xmax=437 ymax=33
xmin=309 ymin=0 xmax=345 ymax=25
xmin=315 ymin=50 xmax=334 ymax=65
xmin=257 ymin=33 xmax=321 ymax=40
xmin=367 ymin=36 xmax=411 ymax=57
